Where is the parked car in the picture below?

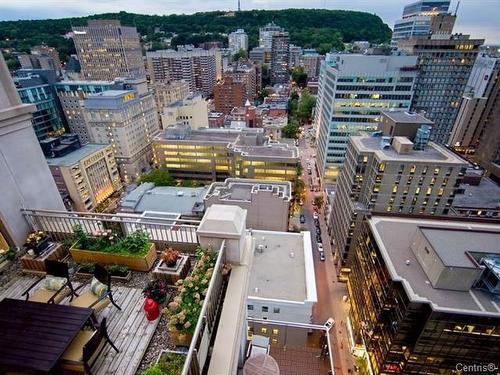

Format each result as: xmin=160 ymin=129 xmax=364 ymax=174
xmin=316 ymin=234 xmax=322 ymax=243
xmin=299 ymin=214 xmax=306 ymax=224
xmin=314 ymin=219 xmax=320 ymax=227
xmin=317 ymin=243 xmax=323 ymax=252
xmin=319 ymin=251 xmax=325 ymax=261
xmin=315 ymin=226 xmax=321 ymax=235
xmin=313 ymin=212 xmax=319 ymax=220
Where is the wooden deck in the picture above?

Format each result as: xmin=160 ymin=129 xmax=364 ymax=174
xmin=0 ymin=276 xmax=159 ymax=375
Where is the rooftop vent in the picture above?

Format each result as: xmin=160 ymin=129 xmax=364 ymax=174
xmin=177 ymin=191 xmax=184 ymax=197
xmin=257 ymin=244 xmax=264 ymax=253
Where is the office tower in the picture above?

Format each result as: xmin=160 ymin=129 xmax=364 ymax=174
xmin=54 ymin=81 xmax=115 ymax=144
xmin=45 ymin=140 xmax=122 ymax=212
xmin=315 ymin=54 xmax=418 ymax=182
xmin=150 ymin=79 xmax=190 ymax=115
xmin=259 ymin=23 xmax=284 ymax=49
xmin=288 ymin=45 xmax=302 ymax=69
xmin=214 ymin=76 xmax=247 ymax=115
xmin=228 ymin=29 xmax=249 ymax=55
xmin=329 ymin=112 xmax=467 ymax=272
xmin=300 ymin=49 xmax=324 ymax=79
xmin=161 ymin=94 xmax=209 ymax=129
xmin=0 ymin=54 xmax=65 ymax=247
xmin=84 ymin=80 xmax=160 ymax=183
xmin=348 ymin=214 xmax=500 ymax=374
xmin=249 ymin=47 xmax=272 ymax=66
xmin=14 ymin=74 xmax=65 ymax=140
xmin=270 ymin=32 xmax=290 ymax=85
xmin=31 ymin=44 xmax=63 ymax=72
xmin=449 ymin=55 xmax=500 ymax=153
xmin=153 ymin=125 xmax=299 ymax=182
xmin=146 ymin=49 xmax=217 ymax=96
xmin=399 ymin=35 xmax=484 ymax=144
xmin=391 ymin=0 xmax=452 ymax=48
xmin=72 ymin=20 xmax=145 ymax=81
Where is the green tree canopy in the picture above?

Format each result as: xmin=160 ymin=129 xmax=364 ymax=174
xmin=139 ymin=168 xmax=175 ymax=186
xmin=291 ymin=66 xmax=308 ymax=88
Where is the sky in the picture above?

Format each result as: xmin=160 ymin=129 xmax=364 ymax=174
xmin=0 ymin=0 xmax=498 ymax=44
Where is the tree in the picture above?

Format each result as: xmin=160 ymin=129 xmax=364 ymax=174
xmin=282 ymin=118 xmax=300 ymax=139
xmin=291 ymin=67 xmax=307 ymax=88
xmin=180 ymin=179 xmax=203 ymax=187
xmin=297 ymin=90 xmax=316 ymax=124
xmin=232 ymin=49 xmax=248 ymax=61
xmin=295 ymin=162 xmax=303 ymax=176
xmin=139 ymin=168 xmax=175 ymax=186
xmin=314 ymin=195 xmax=324 ymax=209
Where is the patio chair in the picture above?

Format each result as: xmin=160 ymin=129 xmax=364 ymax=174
xmin=59 ymin=318 xmax=119 ymax=375
xmin=22 ymin=260 xmax=78 ymax=304
xmin=70 ymin=264 xmax=121 ymax=313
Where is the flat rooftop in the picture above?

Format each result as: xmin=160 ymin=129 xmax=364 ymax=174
xmin=453 ymin=178 xmax=500 ymax=209
xmin=155 ymin=128 xmax=240 ymax=143
xmin=381 ymin=110 xmax=434 ymax=124
xmin=369 ymin=216 xmax=500 ymax=317
xmin=205 ymin=178 xmax=291 ymax=202
xmin=248 ymin=231 xmax=316 ymax=303
xmin=46 ymin=144 xmax=109 ymax=167
xmin=88 ymin=90 xmax=132 ymax=98
xmin=352 ymin=136 xmax=466 ymax=164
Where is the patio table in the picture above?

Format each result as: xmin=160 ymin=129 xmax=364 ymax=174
xmin=0 ymin=298 xmax=94 ymax=374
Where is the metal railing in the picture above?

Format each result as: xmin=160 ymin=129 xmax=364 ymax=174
xmin=183 ymin=240 xmax=228 ymax=375
xmin=21 ymin=208 xmax=200 ymax=247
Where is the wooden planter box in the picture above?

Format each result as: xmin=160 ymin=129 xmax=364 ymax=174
xmin=21 ymin=243 xmax=68 ymax=275
xmin=169 ymin=329 xmax=193 ymax=347
xmin=70 ymin=243 xmax=157 ymax=272
xmin=76 ymin=270 xmax=132 ymax=282
xmin=152 ymin=255 xmax=191 ymax=284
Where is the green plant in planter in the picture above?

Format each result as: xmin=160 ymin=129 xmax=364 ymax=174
xmin=158 ymin=352 xmax=186 ymax=375
xmin=107 ymin=264 xmax=129 ymax=277
xmin=143 ymin=279 xmax=169 ymax=304
xmin=78 ymin=262 xmax=96 ymax=274
xmin=139 ymin=363 xmax=165 ymax=375
xmin=119 ymin=230 xmax=149 ymax=254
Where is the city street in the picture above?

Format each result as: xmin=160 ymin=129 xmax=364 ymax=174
xmin=294 ymin=127 xmax=356 ymax=375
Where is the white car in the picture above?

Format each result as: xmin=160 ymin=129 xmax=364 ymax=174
xmin=317 ymin=243 xmax=323 ymax=252
xmin=313 ymin=212 xmax=319 ymax=220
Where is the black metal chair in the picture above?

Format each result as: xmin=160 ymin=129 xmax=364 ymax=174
xmin=22 ymin=260 xmax=78 ymax=304
xmin=59 ymin=318 xmax=119 ymax=375
xmin=70 ymin=264 xmax=121 ymax=312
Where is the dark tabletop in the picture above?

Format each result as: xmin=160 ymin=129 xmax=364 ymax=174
xmin=0 ymin=298 xmax=94 ymax=374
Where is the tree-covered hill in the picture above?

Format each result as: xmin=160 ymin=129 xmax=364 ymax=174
xmin=0 ymin=9 xmax=391 ymax=62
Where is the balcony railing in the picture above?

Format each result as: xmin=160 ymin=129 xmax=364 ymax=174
xmin=21 ymin=208 xmax=200 ymax=247
xmin=183 ymin=240 xmax=228 ymax=375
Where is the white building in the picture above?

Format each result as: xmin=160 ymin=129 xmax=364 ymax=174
xmin=160 ymin=94 xmax=209 ymax=129
xmin=315 ymin=54 xmax=418 ymax=182
xmin=259 ymin=23 xmax=284 ymax=49
xmin=228 ymin=29 xmax=249 ymax=56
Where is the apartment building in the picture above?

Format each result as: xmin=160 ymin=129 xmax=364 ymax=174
xmin=146 ymin=49 xmax=217 ymax=96
xmin=314 ymin=54 xmax=418 ymax=182
xmin=224 ymin=61 xmax=258 ymax=100
xmin=329 ymin=111 xmax=467 ymax=272
xmin=160 ymin=94 xmax=208 ymax=129
xmin=213 ymin=76 xmax=247 ymax=115
xmin=46 ymin=143 xmax=122 ymax=212
xmin=84 ymin=81 xmax=160 ymax=183
xmin=152 ymin=125 xmax=299 ymax=182
xmin=72 ymin=20 xmax=145 ymax=81
xmin=270 ymin=32 xmax=290 ymax=85
xmin=289 ymin=45 xmax=303 ymax=69
xmin=204 ymin=178 xmax=291 ymax=231
xmin=300 ymin=50 xmax=324 ymax=79
xmin=259 ymin=23 xmax=284 ymax=49
xmin=348 ymin=215 xmax=500 ymax=374
xmin=228 ymin=29 xmax=248 ymax=55
xmin=150 ymin=79 xmax=190 ymax=114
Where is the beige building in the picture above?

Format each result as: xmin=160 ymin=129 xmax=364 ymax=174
xmin=150 ymin=79 xmax=190 ymax=115
xmin=329 ymin=111 xmax=468 ymax=271
xmin=84 ymin=81 xmax=160 ymax=183
xmin=47 ymin=144 xmax=122 ymax=212
xmin=72 ymin=20 xmax=145 ymax=81
xmin=160 ymin=94 xmax=208 ymax=129
xmin=204 ymin=178 xmax=291 ymax=231
xmin=153 ymin=125 xmax=299 ymax=182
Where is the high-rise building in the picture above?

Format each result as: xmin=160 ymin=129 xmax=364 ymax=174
xmin=83 ymin=80 xmax=160 ymax=183
xmin=153 ymin=125 xmax=299 ymax=182
xmin=329 ymin=112 xmax=467 ymax=273
xmin=31 ymin=45 xmax=62 ymax=71
xmin=391 ymin=0 xmax=452 ymax=48
xmin=288 ymin=45 xmax=302 ymax=69
xmin=259 ymin=23 xmax=284 ymax=49
xmin=146 ymin=49 xmax=217 ymax=96
xmin=249 ymin=47 xmax=272 ymax=66
xmin=0 ymin=53 xmax=65 ymax=247
xmin=228 ymin=29 xmax=248 ymax=55
xmin=300 ymin=49 xmax=324 ymax=79
xmin=348 ymin=214 xmax=500 ymax=374
xmin=315 ymin=54 xmax=418 ymax=182
xmin=160 ymin=94 xmax=209 ymax=129
xmin=399 ymin=35 xmax=484 ymax=143
xmin=72 ymin=20 xmax=145 ymax=81
xmin=54 ymin=80 xmax=115 ymax=144
xmin=150 ymin=79 xmax=190 ymax=115
xmin=45 ymin=140 xmax=122 ymax=212
xmin=270 ymin=32 xmax=290 ymax=85
xmin=18 ymin=52 xmax=61 ymax=76
xmin=224 ymin=61 xmax=258 ymax=100
xmin=214 ymin=76 xmax=247 ymax=115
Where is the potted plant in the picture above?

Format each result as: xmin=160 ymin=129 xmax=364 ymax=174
xmin=69 ymin=225 xmax=157 ymax=271
xmin=25 ymin=231 xmax=50 ymax=255
xmin=76 ymin=263 xmax=132 ymax=281
xmin=140 ymin=350 xmax=186 ymax=375
xmin=143 ymin=279 xmax=169 ymax=305
xmin=165 ymin=247 xmax=217 ymax=347
xmin=161 ymin=248 xmax=179 ymax=268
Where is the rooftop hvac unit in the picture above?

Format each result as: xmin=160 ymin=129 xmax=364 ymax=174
xmin=256 ymin=244 xmax=264 ymax=253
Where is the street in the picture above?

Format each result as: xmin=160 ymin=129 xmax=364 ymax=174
xmin=294 ymin=126 xmax=356 ymax=375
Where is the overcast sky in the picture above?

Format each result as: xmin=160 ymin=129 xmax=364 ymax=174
xmin=0 ymin=0 xmax=498 ymax=44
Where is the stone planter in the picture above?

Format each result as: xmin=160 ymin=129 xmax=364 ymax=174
xmin=169 ymin=329 xmax=193 ymax=347
xmin=152 ymin=255 xmax=190 ymax=284
xmin=70 ymin=243 xmax=157 ymax=271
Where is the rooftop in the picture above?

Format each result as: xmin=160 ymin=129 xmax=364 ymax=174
xmin=381 ymin=110 xmax=434 ymax=124
xmin=46 ymin=143 xmax=109 ymax=167
xmin=205 ymin=178 xmax=291 ymax=202
xmin=88 ymin=90 xmax=132 ymax=98
xmin=352 ymin=136 xmax=467 ymax=164
xmin=369 ymin=216 xmax=500 ymax=317
xmin=453 ymin=177 xmax=500 ymax=209
xmin=248 ymin=231 xmax=316 ymax=303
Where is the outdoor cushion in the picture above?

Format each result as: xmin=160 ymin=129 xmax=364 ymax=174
xmin=61 ymin=330 xmax=96 ymax=362
xmin=90 ymin=277 xmax=108 ymax=298
xmin=44 ymin=276 xmax=66 ymax=291
xmin=70 ymin=290 xmax=110 ymax=312
xmin=29 ymin=286 xmax=69 ymax=304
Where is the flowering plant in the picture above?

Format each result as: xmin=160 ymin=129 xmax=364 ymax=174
xmin=161 ymin=248 xmax=179 ymax=267
xmin=25 ymin=231 xmax=46 ymax=246
xmin=166 ymin=247 xmax=217 ymax=335
xmin=143 ymin=279 xmax=169 ymax=304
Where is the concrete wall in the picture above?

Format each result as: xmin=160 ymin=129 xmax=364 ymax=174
xmin=410 ymin=229 xmax=445 ymax=287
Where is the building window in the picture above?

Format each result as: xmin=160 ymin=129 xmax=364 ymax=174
xmin=410 ymin=165 xmax=416 ymax=174
xmin=378 ymin=163 xmax=385 ymax=172
xmin=261 ymin=327 xmax=268 ymax=334
xmin=262 ymin=306 xmax=268 ymax=313
xmin=247 ymin=305 xmax=254 ymax=311
xmin=273 ymin=308 xmax=280 ymax=314
xmin=434 ymin=167 xmax=441 ymax=175
xmin=272 ymin=328 xmax=279 ymax=335
xmin=271 ymin=338 xmax=278 ymax=344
